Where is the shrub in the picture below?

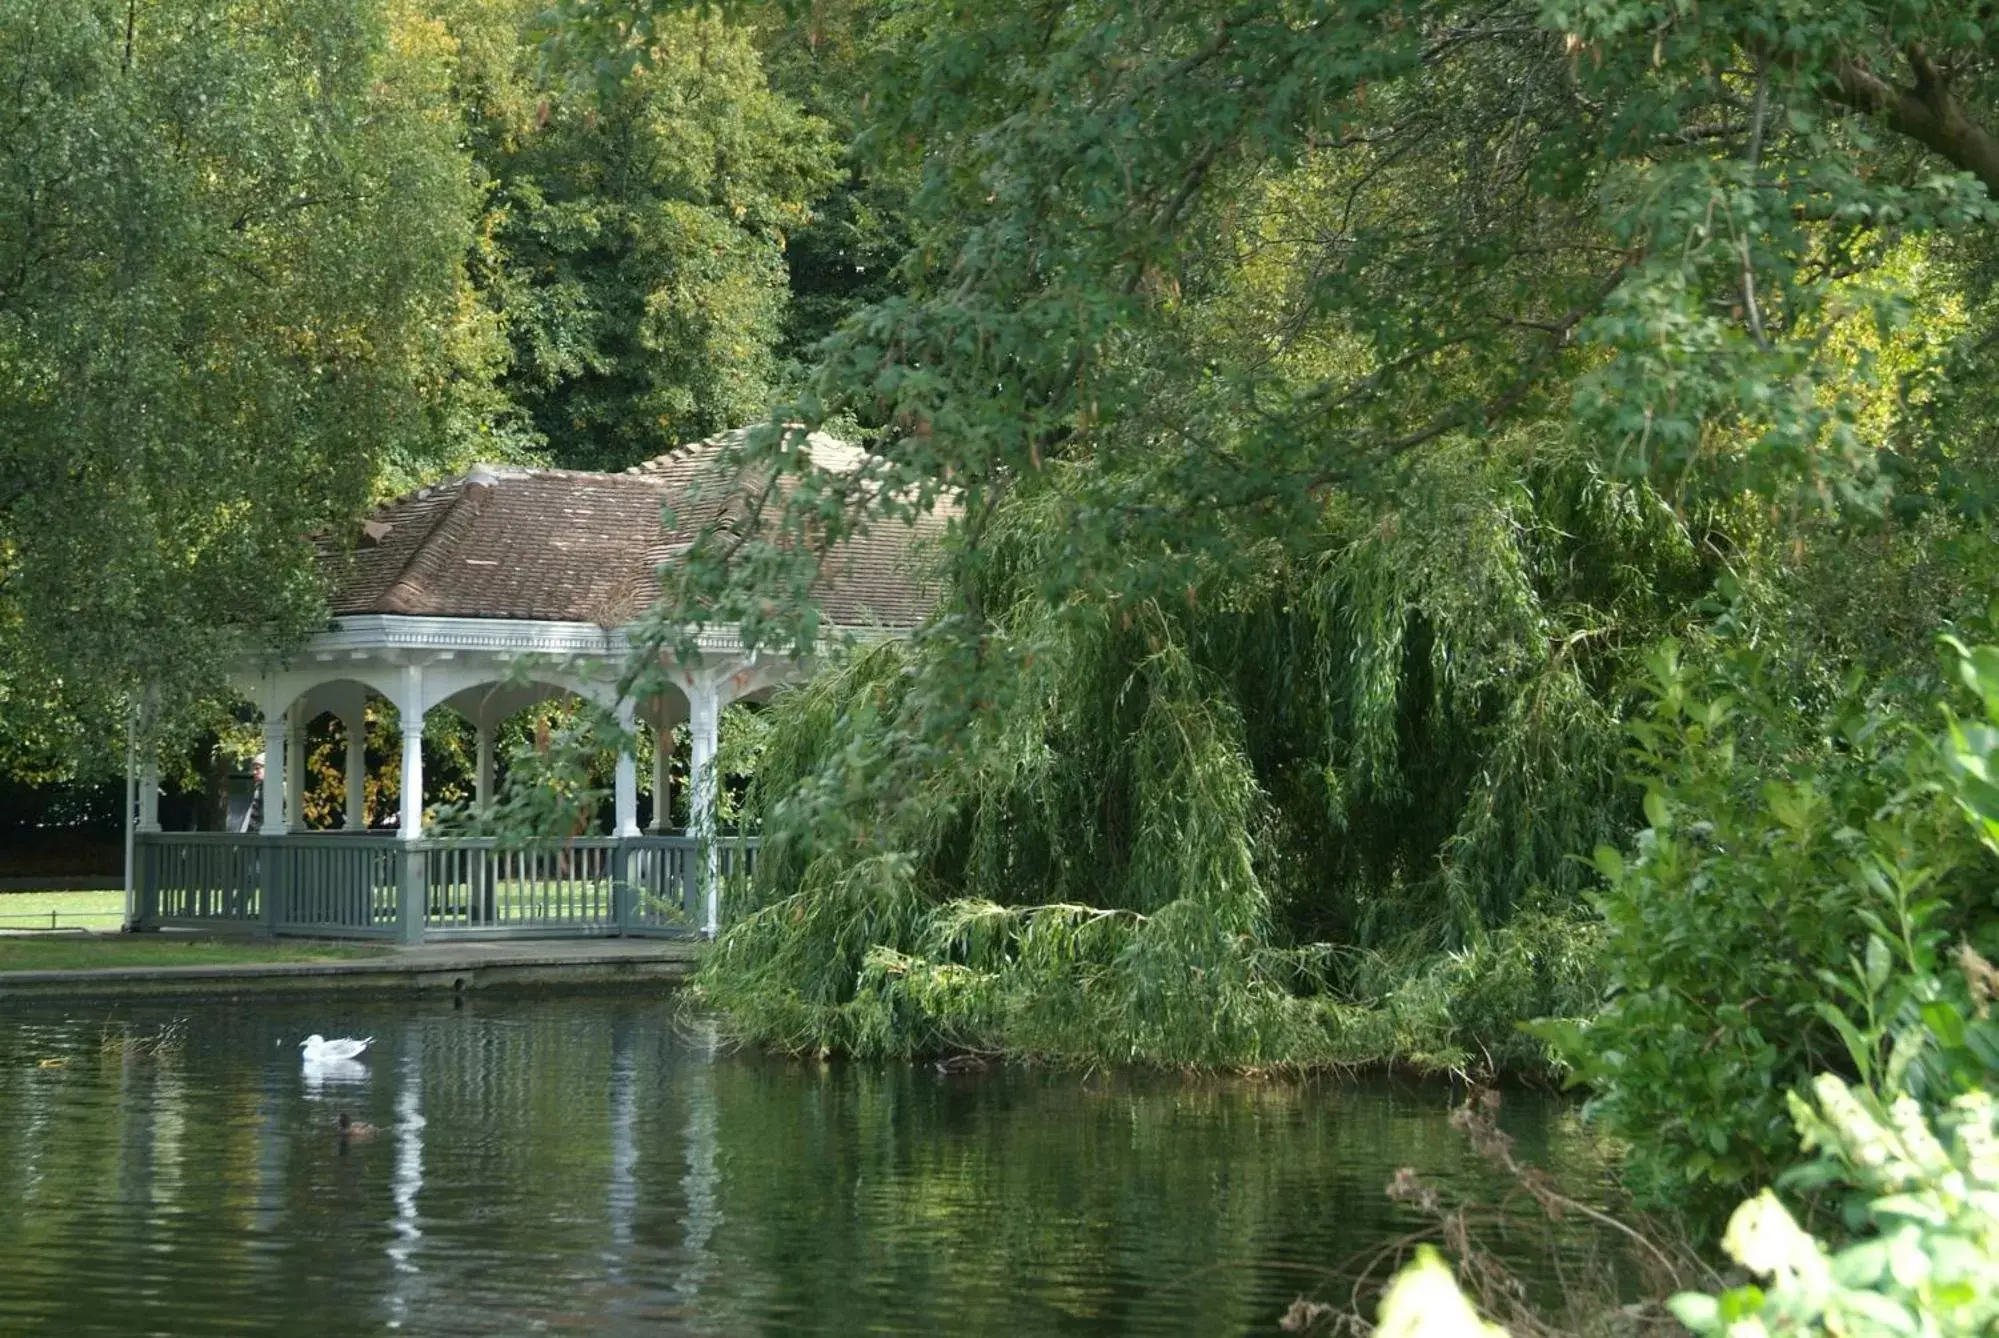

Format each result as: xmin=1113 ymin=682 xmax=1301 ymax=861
xmin=1671 ymin=1075 xmax=1999 ymax=1338
xmin=1362 ymin=1074 xmax=1999 ymax=1338
xmin=1539 ymin=636 xmax=1998 ymax=1211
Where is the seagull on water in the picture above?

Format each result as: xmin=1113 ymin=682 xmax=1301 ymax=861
xmin=301 ymin=1034 xmax=372 ymax=1063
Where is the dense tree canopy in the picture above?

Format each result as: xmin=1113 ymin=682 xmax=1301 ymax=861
xmin=612 ymin=0 xmax=1999 ymax=634
xmin=0 ymin=0 xmax=486 ymax=775
xmin=0 ymin=0 xmax=855 ymax=773
xmin=461 ymin=2 xmax=841 ymax=470
xmin=565 ymin=0 xmax=1999 ymax=1089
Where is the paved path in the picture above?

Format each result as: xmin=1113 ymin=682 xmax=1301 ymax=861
xmin=0 ymin=937 xmax=706 ymax=1001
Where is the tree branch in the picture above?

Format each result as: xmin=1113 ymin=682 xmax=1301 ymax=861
xmin=1827 ymin=48 xmax=1999 ymax=201
xmin=1739 ymin=61 xmax=1771 ymax=351
xmin=1316 ymin=262 xmax=1630 ymax=474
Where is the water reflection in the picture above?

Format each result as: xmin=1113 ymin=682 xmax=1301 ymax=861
xmin=387 ymin=1026 xmax=426 ymax=1327
xmin=302 ymin=1055 xmax=370 ymax=1093
xmin=0 ymin=997 xmax=1616 ymax=1337
xmin=678 ymin=1016 xmax=724 ymax=1333
xmin=608 ymin=1013 xmax=637 ymax=1270
xmin=252 ymin=1063 xmax=286 ymax=1246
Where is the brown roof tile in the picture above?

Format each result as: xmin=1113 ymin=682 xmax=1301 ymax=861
xmin=322 ymin=434 xmax=946 ymax=628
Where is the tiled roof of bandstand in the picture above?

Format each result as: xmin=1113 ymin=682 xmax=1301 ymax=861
xmin=321 ymin=429 xmax=945 ymax=628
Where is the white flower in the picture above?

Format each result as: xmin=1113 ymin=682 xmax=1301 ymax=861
xmin=1723 ymin=1191 xmax=1831 ymax=1292
xmin=1377 ymin=1247 xmax=1508 ymax=1338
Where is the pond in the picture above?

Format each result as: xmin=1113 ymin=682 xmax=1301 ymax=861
xmin=0 ymin=995 xmax=1616 ymax=1335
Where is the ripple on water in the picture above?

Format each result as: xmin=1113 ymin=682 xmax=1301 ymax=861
xmin=0 ymin=998 xmax=1616 ymax=1336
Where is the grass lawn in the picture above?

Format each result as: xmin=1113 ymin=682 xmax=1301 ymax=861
xmin=0 ymin=890 xmax=125 ymax=931
xmin=0 ymin=892 xmax=388 ymax=958
xmin=0 ymin=927 xmax=388 ymax=973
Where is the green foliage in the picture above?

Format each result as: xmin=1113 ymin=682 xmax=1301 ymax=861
xmin=1543 ymin=634 xmax=1999 ymax=1209
xmin=1375 ymin=1244 xmax=1508 ymax=1338
xmin=451 ymin=703 xmax=616 ymax=842
xmin=1671 ymin=1076 xmax=1999 ymax=1338
xmin=545 ymin=0 xmax=1999 ymax=1089
xmin=0 ymin=0 xmax=868 ymax=779
xmin=473 ymin=6 xmax=840 ymax=470
xmin=1364 ymin=1075 xmax=1999 ymax=1338
xmin=1942 ymin=637 xmax=1999 ymax=860
xmin=748 ymin=0 xmax=917 ymax=367
xmin=0 ymin=0 xmax=485 ymax=774
xmin=696 ymin=443 xmax=1679 ymax=1067
xmin=584 ymin=0 xmax=1999 ymax=679
xmin=1342 ymin=912 xmax=1608 ymax=1077
xmin=713 ymin=701 xmax=771 ymax=824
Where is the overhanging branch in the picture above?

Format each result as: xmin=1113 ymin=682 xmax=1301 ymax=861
xmin=1827 ymin=49 xmax=1999 ymax=201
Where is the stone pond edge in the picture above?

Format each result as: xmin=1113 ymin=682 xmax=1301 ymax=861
xmin=0 ymin=941 xmax=705 ymax=1001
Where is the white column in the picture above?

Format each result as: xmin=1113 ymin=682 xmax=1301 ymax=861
xmin=123 ymin=712 xmax=137 ymax=929
xmin=285 ymin=711 xmax=307 ymax=831
xmin=474 ymin=719 xmax=495 ymax=811
xmin=649 ymin=718 xmax=672 ymax=833
xmin=126 ymin=688 xmax=160 ymax=835
xmin=136 ymin=751 xmax=161 ymax=834
xmin=343 ymin=712 xmax=367 ymax=830
xmin=397 ymin=664 xmax=425 ymax=841
xmin=688 ymin=679 xmax=721 ymax=936
xmin=614 ymin=698 xmax=640 ymax=838
xmin=260 ymin=683 xmax=286 ymax=837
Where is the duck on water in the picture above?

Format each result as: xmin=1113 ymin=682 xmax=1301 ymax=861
xmin=337 ymin=1113 xmax=384 ymax=1141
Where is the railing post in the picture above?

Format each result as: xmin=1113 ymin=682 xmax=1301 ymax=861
xmin=680 ymin=840 xmax=699 ymax=925
xmin=260 ymin=835 xmax=282 ymax=936
xmin=613 ymin=838 xmax=634 ymax=936
xmin=398 ymin=842 xmax=427 ymax=946
xmin=479 ymin=843 xmax=496 ymax=925
xmin=134 ymin=835 xmax=156 ymax=931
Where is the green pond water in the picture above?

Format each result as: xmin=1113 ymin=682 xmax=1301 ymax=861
xmin=0 ymin=995 xmax=1615 ymax=1335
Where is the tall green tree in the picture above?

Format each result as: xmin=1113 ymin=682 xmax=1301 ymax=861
xmin=551 ymin=0 xmax=1999 ymax=645
xmin=0 ymin=0 xmax=486 ymax=774
xmin=0 ymin=0 xmax=849 ymax=776
xmin=750 ymin=0 xmax=918 ymax=365
xmin=469 ymin=5 xmax=839 ymax=470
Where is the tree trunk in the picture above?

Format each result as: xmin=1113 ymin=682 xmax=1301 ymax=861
xmin=196 ymin=735 xmax=232 ymax=832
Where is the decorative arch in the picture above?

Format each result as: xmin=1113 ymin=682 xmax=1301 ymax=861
xmin=716 ymin=656 xmax=812 ymax=709
xmin=204 ymin=620 xmax=822 ymax=867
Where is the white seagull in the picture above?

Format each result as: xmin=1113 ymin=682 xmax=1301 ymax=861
xmin=301 ymin=1033 xmax=373 ymax=1063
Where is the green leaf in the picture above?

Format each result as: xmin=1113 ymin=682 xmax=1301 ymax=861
xmin=1865 ymin=935 xmax=1893 ymax=993
xmin=1919 ymin=1000 xmax=1966 ymax=1050
xmin=1831 ymin=1238 xmax=1890 ymax=1287
xmin=1832 ymin=1290 xmax=1917 ymax=1335
xmin=1816 ymin=1002 xmax=1875 ymax=1084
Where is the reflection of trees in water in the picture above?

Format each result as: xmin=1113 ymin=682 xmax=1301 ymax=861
xmin=695 ymin=1065 xmax=1614 ymax=1332
xmin=0 ymin=1002 xmax=1612 ymax=1335
xmin=361 ymin=1001 xmax=729 ymax=1332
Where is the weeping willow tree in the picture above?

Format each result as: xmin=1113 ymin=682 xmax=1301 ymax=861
xmin=699 ymin=430 xmax=1724 ymax=1065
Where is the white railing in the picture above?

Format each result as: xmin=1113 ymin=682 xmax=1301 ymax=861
xmin=131 ymin=832 xmax=757 ymax=942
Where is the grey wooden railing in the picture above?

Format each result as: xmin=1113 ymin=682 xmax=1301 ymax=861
xmin=139 ymin=833 xmax=269 ymax=931
xmin=132 ymin=831 xmax=757 ymax=942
